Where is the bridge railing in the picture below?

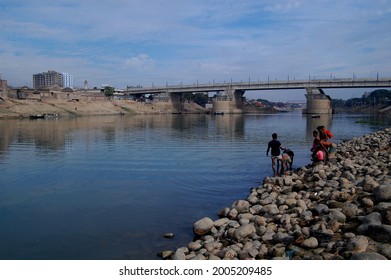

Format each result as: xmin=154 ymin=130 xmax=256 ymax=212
xmin=122 ymin=77 xmax=391 ymax=94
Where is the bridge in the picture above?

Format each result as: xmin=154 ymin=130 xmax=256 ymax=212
xmin=122 ymin=77 xmax=391 ymax=114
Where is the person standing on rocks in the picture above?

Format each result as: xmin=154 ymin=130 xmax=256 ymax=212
xmin=282 ymin=148 xmax=294 ymax=171
xmin=266 ymin=133 xmax=285 ymax=176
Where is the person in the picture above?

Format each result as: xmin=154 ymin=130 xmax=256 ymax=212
xmin=315 ymin=125 xmax=337 ymax=163
xmin=311 ymin=130 xmax=321 ymax=152
xmin=279 ymin=152 xmax=292 ymax=175
xmin=311 ymin=144 xmax=325 ymax=163
xmin=282 ymin=148 xmax=294 ymax=171
xmin=317 ymin=126 xmax=328 ymax=141
xmin=266 ymin=133 xmax=285 ymax=176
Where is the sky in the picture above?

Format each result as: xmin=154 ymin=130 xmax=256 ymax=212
xmin=1 ymin=0 xmax=391 ymax=101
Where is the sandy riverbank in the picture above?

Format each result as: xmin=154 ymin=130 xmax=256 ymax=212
xmin=0 ymin=98 xmax=209 ymax=119
xmin=164 ymin=128 xmax=391 ymax=260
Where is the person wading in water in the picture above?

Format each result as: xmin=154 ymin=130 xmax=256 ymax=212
xmin=266 ymin=133 xmax=286 ymax=176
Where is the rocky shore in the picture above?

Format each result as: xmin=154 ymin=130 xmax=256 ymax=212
xmin=165 ymin=128 xmax=391 ymax=260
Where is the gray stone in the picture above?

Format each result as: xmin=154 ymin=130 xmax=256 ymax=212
xmin=342 ymin=204 xmax=359 ymax=218
xmin=373 ymin=183 xmax=391 ymax=203
xmin=328 ymin=209 xmax=346 ymax=223
xmin=313 ymin=204 xmax=329 ymax=215
xmin=214 ymin=218 xmax=229 ymax=227
xmin=346 ymin=235 xmax=368 ymax=252
xmin=361 ymin=197 xmax=374 ymax=207
xmin=262 ymin=204 xmax=280 ymax=215
xmin=361 ymin=175 xmax=379 ymax=191
xmin=301 ymin=237 xmax=318 ymax=249
xmin=376 ymin=243 xmax=391 ymax=259
xmin=342 ymin=171 xmax=355 ymax=181
xmin=193 ymin=217 xmax=214 ymax=235
xmin=350 ymin=252 xmax=387 ymax=260
xmin=232 ymin=200 xmax=251 ymax=213
xmin=366 ymin=224 xmax=391 ymax=243
xmin=233 ymin=224 xmax=256 ymax=241
xmin=173 ymin=248 xmax=187 ymax=260
xmin=358 ymin=212 xmax=383 ymax=225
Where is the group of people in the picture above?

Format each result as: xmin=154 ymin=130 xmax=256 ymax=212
xmin=266 ymin=133 xmax=294 ymax=177
xmin=266 ymin=125 xmax=336 ymax=176
xmin=311 ymin=125 xmax=337 ymax=164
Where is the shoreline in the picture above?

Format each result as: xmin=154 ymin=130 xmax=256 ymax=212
xmin=164 ymin=128 xmax=391 ymax=260
xmin=0 ymin=98 xmax=210 ymax=119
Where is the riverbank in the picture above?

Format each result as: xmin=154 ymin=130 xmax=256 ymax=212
xmin=0 ymin=98 xmax=209 ymax=119
xmin=164 ymin=128 xmax=391 ymax=260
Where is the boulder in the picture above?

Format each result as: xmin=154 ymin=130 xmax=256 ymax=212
xmin=193 ymin=217 xmax=214 ymax=235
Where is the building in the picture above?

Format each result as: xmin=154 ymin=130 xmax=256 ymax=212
xmin=61 ymin=73 xmax=73 ymax=88
xmin=0 ymin=79 xmax=8 ymax=98
xmin=33 ymin=70 xmax=74 ymax=89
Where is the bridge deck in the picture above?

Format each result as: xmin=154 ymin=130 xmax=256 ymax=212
xmin=122 ymin=78 xmax=391 ymax=95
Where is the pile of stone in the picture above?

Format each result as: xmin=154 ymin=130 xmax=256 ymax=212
xmin=165 ymin=128 xmax=391 ymax=260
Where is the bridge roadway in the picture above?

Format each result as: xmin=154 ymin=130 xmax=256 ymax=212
xmin=123 ymin=77 xmax=391 ymax=96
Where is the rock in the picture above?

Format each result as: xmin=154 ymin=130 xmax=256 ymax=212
xmin=232 ymin=200 xmax=250 ymax=213
xmin=159 ymin=250 xmax=173 ymax=259
xmin=193 ymin=217 xmax=214 ymax=235
xmin=361 ymin=175 xmax=379 ymax=191
xmin=233 ymin=224 xmax=256 ymax=241
xmin=342 ymin=204 xmax=359 ymax=219
xmin=350 ymin=252 xmax=387 ymax=260
xmin=373 ymin=183 xmax=391 ymax=203
xmin=172 ymin=248 xmax=187 ymax=260
xmin=361 ymin=197 xmax=374 ymax=208
xmin=163 ymin=233 xmax=175 ymax=239
xmin=214 ymin=218 xmax=229 ymax=227
xmin=313 ymin=204 xmax=329 ymax=215
xmin=358 ymin=212 xmax=383 ymax=225
xmin=376 ymin=243 xmax=391 ymax=259
xmin=262 ymin=204 xmax=280 ymax=215
xmin=328 ymin=209 xmax=346 ymax=223
xmin=188 ymin=241 xmax=203 ymax=251
xmin=167 ymin=128 xmax=391 ymax=260
xmin=301 ymin=237 xmax=318 ymax=249
xmin=346 ymin=235 xmax=368 ymax=252
xmin=366 ymin=224 xmax=391 ymax=243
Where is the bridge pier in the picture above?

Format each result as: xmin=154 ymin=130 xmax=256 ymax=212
xmin=212 ymin=88 xmax=245 ymax=114
xmin=169 ymin=92 xmax=183 ymax=113
xmin=303 ymin=87 xmax=333 ymax=114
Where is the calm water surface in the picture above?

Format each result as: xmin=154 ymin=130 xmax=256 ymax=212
xmin=0 ymin=112 xmax=390 ymax=259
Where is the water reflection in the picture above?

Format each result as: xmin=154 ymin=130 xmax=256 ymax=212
xmin=305 ymin=114 xmax=332 ymax=141
xmin=1 ymin=112 xmax=390 ymax=260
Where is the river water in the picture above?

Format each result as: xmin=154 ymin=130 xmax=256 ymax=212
xmin=0 ymin=112 xmax=390 ymax=260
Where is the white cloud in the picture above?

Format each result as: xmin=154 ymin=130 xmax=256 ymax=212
xmin=0 ymin=0 xmax=390 ymax=98
xmin=125 ymin=54 xmax=154 ymax=70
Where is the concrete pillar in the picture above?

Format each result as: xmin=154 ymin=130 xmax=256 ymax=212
xmin=303 ymin=87 xmax=332 ymax=114
xmin=212 ymin=88 xmax=244 ymax=114
xmin=169 ymin=92 xmax=184 ymax=113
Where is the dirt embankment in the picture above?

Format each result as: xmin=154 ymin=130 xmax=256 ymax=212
xmin=0 ymin=98 xmax=209 ymax=119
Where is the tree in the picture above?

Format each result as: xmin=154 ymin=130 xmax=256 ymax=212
xmin=104 ymin=86 xmax=115 ymax=97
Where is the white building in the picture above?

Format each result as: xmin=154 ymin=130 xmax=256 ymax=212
xmin=61 ymin=73 xmax=73 ymax=88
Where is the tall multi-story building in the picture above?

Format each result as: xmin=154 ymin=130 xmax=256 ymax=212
xmin=61 ymin=73 xmax=73 ymax=88
xmin=33 ymin=70 xmax=74 ymax=89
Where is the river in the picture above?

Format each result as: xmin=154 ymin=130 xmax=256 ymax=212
xmin=0 ymin=111 xmax=390 ymax=259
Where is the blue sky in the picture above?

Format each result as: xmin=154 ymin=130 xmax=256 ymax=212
xmin=1 ymin=0 xmax=390 ymax=101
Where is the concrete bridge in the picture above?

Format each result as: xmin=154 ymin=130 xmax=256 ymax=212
xmin=122 ymin=78 xmax=391 ymax=114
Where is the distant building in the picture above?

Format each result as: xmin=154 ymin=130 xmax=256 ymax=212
xmin=61 ymin=73 xmax=73 ymax=88
xmin=0 ymin=79 xmax=8 ymax=98
xmin=33 ymin=70 xmax=73 ymax=89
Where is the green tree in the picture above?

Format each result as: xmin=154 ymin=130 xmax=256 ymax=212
xmin=104 ymin=86 xmax=115 ymax=97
